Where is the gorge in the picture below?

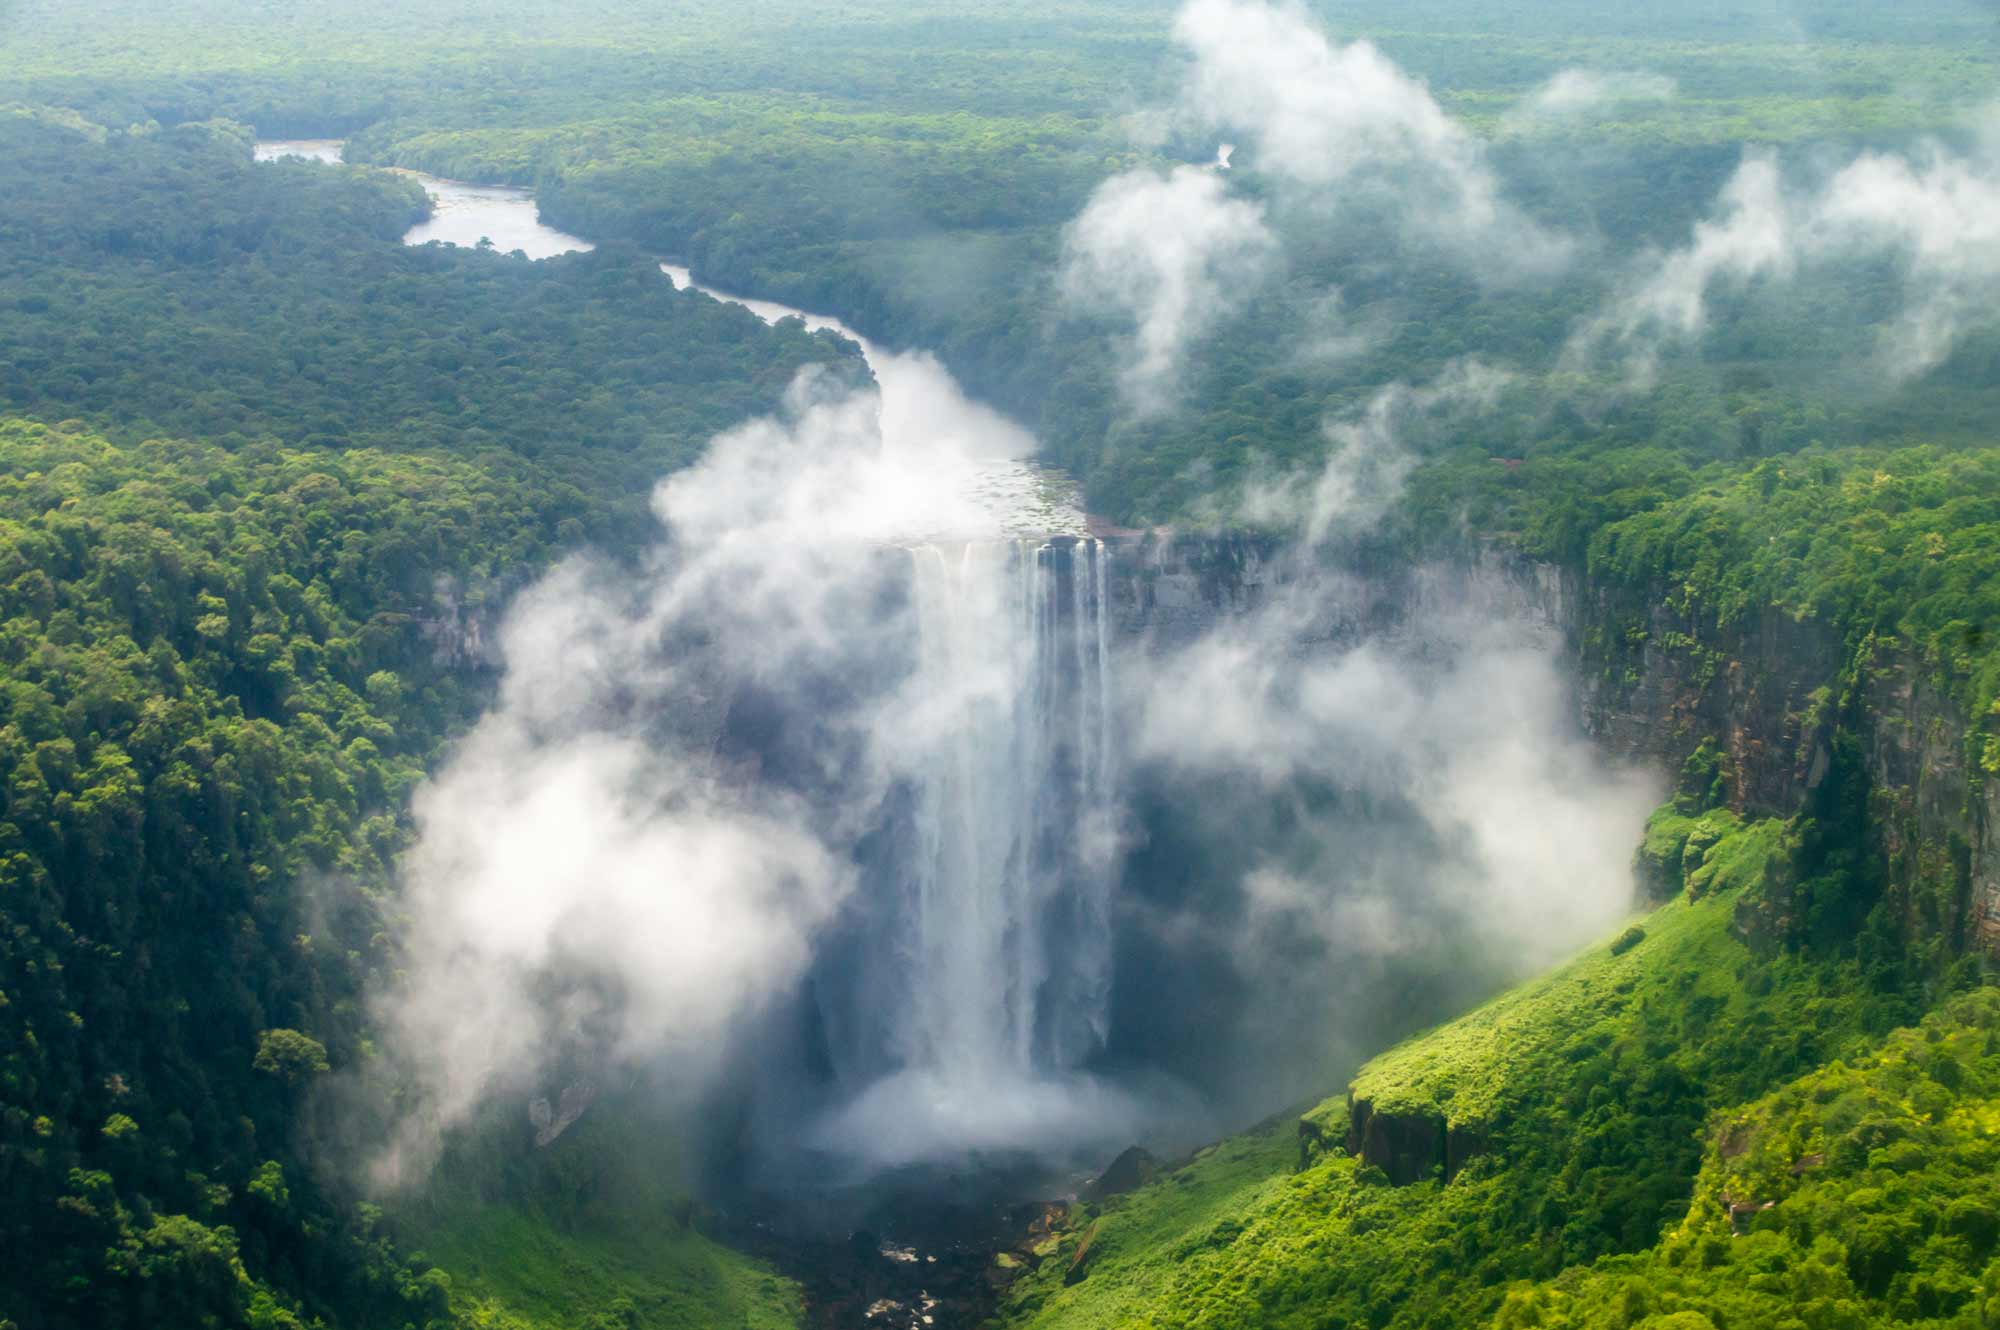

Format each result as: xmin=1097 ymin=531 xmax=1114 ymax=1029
xmin=240 ymin=125 xmax=2000 ymax=1330
xmin=249 ymin=139 xmax=1669 ymax=1186
xmin=3 ymin=7 xmax=1997 ymax=1327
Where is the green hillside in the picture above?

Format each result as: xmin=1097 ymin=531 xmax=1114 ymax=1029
xmin=995 ymin=812 xmax=1952 ymax=1329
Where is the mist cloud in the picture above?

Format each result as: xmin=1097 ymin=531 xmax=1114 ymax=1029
xmin=1060 ymin=165 xmax=1277 ymax=417
xmin=1171 ymin=0 xmax=1572 ymax=274
xmin=1815 ymin=134 xmax=2000 ymax=378
xmin=1122 ymin=542 xmax=1659 ymax=1113
xmin=1140 ymin=612 xmax=1658 ymax=968
xmin=1506 ymin=68 xmax=1678 ymax=129
xmin=1573 ymin=118 xmax=2000 ymax=382
xmin=380 ymin=676 xmax=850 ymax=1187
xmin=1063 ymin=0 xmax=1569 ymax=415
xmin=1129 ymin=356 xmax=1655 ymax=1092
xmin=1234 ymin=359 xmax=1511 ymax=540
xmin=371 ymin=369 xmax=1054 ymax=1186
xmin=1567 ymin=151 xmax=1794 ymax=383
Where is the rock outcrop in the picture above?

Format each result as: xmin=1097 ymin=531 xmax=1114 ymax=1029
xmin=1082 ymin=1145 xmax=1160 ymax=1203
xmin=1344 ymin=1096 xmax=1490 ymax=1186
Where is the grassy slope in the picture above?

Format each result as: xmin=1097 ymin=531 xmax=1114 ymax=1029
xmin=1334 ymin=813 xmax=1784 ymax=1133
xmin=420 ymin=1204 xmax=800 ymax=1330
xmin=396 ymin=1104 xmax=805 ymax=1330
xmin=996 ymin=813 xmax=1927 ymax=1330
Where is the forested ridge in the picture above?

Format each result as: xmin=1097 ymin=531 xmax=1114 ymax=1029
xmin=0 ymin=108 xmax=858 ymax=1330
xmin=0 ymin=419 xmax=539 ymax=1328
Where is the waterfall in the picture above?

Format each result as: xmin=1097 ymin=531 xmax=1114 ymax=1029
xmin=896 ymin=538 xmax=1119 ymax=1087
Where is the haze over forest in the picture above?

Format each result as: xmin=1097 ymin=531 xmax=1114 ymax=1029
xmin=1 ymin=2 xmax=1998 ymax=1329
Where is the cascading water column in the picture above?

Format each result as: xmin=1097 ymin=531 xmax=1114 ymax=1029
xmin=818 ymin=537 xmax=1123 ymax=1159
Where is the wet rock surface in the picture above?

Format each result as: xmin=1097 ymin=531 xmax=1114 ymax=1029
xmin=730 ymin=1168 xmax=1078 ymax=1330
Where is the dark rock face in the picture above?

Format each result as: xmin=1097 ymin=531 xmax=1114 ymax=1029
xmin=1571 ymin=585 xmax=1840 ymax=818
xmin=1297 ymin=1117 xmax=1331 ymax=1171
xmin=1095 ymin=535 xmax=1567 ymax=656
xmin=1082 ymin=1145 xmax=1160 ymax=1202
xmin=1347 ymin=1096 xmax=1445 ymax=1185
xmin=1099 ymin=534 xmax=1280 ymax=645
xmin=1342 ymin=1097 xmax=1490 ymax=1187
xmin=1547 ymin=559 xmax=1999 ymax=954
xmin=1858 ymin=650 xmax=2000 ymax=947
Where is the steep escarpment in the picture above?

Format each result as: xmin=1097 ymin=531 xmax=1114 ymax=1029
xmin=1105 ymin=528 xmax=1993 ymax=967
xmin=1103 ymin=469 xmax=1997 ymax=970
xmin=1560 ymin=454 xmax=2000 ymax=956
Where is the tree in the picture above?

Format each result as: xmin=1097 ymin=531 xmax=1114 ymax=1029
xmin=252 ymin=1029 xmax=329 ymax=1085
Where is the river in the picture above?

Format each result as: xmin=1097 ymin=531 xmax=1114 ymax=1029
xmin=253 ymin=139 xmax=1088 ymax=538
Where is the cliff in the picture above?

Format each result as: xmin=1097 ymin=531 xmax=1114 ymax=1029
xmin=1558 ymin=562 xmax=1996 ymax=951
xmin=1092 ymin=534 xmax=1995 ymax=1188
xmin=1098 ymin=533 xmax=1994 ymax=956
xmin=437 ymin=533 xmax=1991 ymax=957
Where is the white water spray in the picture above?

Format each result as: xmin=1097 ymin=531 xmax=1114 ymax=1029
xmin=899 ymin=538 xmax=1118 ymax=1077
xmin=812 ymin=537 xmax=1132 ymax=1165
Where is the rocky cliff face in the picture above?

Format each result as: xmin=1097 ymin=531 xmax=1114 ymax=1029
xmin=1339 ymin=1097 xmax=1491 ymax=1186
xmin=436 ymin=532 xmax=1991 ymax=952
xmin=1858 ymin=652 xmax=2000 ymax=947
xmin=1110 ymin=536 xmax=1996 ymax=1186
xmin=1113 ymin=534 xmax=1996 ymax=955
xmin=1561 ymin=577 xmax=1841 ymax=818
xmin=1094 ymin=534 xmax=1565 ymax=653
xmin=1552 ymin=561 xmax=1995 ymax=951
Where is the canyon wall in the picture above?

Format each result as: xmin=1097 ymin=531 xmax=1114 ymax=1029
xmin=418 ymin=534 xmax=1994 ymax=954
xmin=1097 ymin=533 xmax=1994 ymax=953
xmin=1556 ymin=563 xmax=1997 ymax=950
xmin=1096 ymin=534 xmax=1997 ymax=1186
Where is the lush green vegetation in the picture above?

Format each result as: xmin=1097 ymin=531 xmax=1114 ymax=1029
xmin=1 ymin=3 xmax=1998 ymax=1329
xmin=0 ymin=416 xmax=525 ymax=1327
xmin=0 ymin=414 xmax=808 ymax=1330
xmin=996 ymin=812 xmax=1951 ymax=1330
xmin=1586 ymin=448 xmax=2000 ymax=750
xmin=0 ymin=108 xmax=850 ymax=1329
xmin=5 ymin=0 xmax=1997 ymax=527
xmin=1498 ymin=987 xmax=2000 ymax=1329
xmin=1407 ymin=440 xmax=2000 ymax=774
xmin=0 ymin=113 xmax=857 ymax=537
xmin=401 ymin=1101 xmax=802 ymax=1330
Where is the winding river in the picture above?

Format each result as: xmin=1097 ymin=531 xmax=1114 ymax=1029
xmin=253 ymin=139 xmax=1087 ymax=537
